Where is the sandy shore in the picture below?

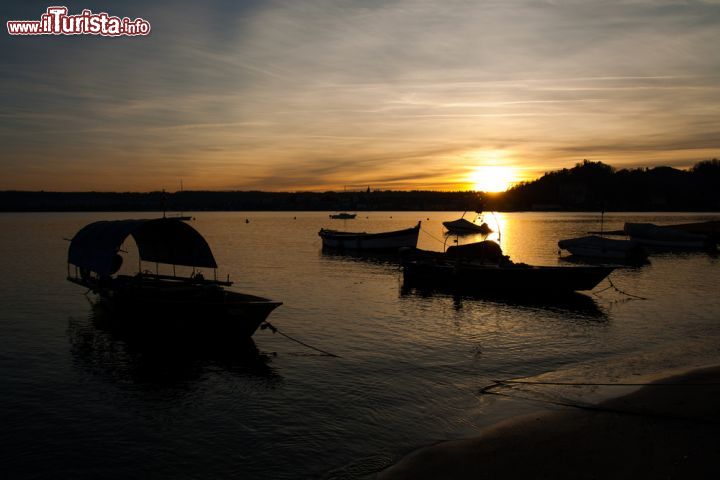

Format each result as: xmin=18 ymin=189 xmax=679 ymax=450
xmin=379 ymin=366 xmax=720 ymax=479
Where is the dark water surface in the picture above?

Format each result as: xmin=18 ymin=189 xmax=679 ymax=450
xmin=1 ymin=211 xmax=719 ymax=479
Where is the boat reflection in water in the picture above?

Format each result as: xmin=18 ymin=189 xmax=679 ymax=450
xmin=319 ymin=247 xmax=406 ymax=268
xmin=399 ymin=282 xmax=606 ymax=319
xmin=68 ymin=305 xmax=280 ymax=385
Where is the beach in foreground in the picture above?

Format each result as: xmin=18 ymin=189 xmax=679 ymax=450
xmin=380 ymin=366 xmax=720 ymax=479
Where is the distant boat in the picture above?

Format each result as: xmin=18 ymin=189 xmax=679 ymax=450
xmin=402 ymin=240 xmax=613 ymax=294
xmin=443 ymin=212 xmax=492 ymax=235
xmin=66 ymin=217 xmax=282 ymax=337
xmin=558 ymin=235 xmax=648 ymax=263
xmin=319 ymin=222 xmax=421 ymax=251
xmin=329 ymin=212 xmax=357 ymax=220
xmin=165 ymin=214 xmax=192 ymax=221
xmin=624 ymin=222 xmax=716 ymax=250
xmin=653 ymin=220 xmax=720 ymax=239
xmin=162 ymin=183 xmax=192 ymax=221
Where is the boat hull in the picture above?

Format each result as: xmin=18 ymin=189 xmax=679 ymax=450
xmin=624 ymin=223 xmax=713 ymax=249
xmin=558 ymin=235 xmax=648 ymax=262
xmin=403 ymin=261 xmax=613 ymax=293
xmin=70 ymin=276 xmax=281 ymax=337
xmin=319 ymin=223 xmax=420 ymax=251
xmin=443 ymin=218 xmax=492 ymax=235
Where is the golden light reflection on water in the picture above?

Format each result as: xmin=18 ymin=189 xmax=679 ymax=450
xmin=483 ymin=211 xmax=507 ymax=247
xmin=4 ymin=211 xmax=720 ymax=480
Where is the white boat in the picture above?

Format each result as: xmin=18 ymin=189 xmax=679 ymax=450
xmin=624 ymin=222 xmax=714 ymax=249
xmin=558 ymin=235 xmax=648 ymax=263
xmin=319 ymin=222 xmax=421 ymax=251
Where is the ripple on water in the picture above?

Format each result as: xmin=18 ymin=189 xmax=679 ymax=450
xmin=1 ymin=211 xmax=719 ymax=479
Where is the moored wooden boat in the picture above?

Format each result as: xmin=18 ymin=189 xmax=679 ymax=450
xmin=558 ymin=235 xmax=648 ymax=263
xmin=656 ymin=220 xmax=720 ymax=237
xmin=402 ymin=240 xmax=614 ymax=294
xmin=66 ymin=218 xmax=281 ymax=337
xmin=624 ymin=222 xmax=716 ymax=250
xmin=319 ymin=222 xmax=421 ymax=251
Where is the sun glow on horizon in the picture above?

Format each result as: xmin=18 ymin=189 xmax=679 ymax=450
xmin=468 ymin=165 xmax=517 ymax=192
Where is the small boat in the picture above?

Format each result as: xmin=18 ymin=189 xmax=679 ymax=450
xmin=66 ymin=218 xmax=281 ymax=337
xmin=402 ymin=240 xmax=613 ymax=294
xmin=659 ymin=220 xmax=720 ymax=237
xmin=443 ymin=212 xmax=492 ymax=235
xmin=166 ymin=214 xmax=193 ymax=221
xmin=329 ymin=212 xmax=357 ymax=219
xmin=624 ymin=222 xmax=716 ymax=250
xmin=558 ymin=235 xmax=648 ymax=263
xmin=319 ymin=222 xmax=421 ymax=251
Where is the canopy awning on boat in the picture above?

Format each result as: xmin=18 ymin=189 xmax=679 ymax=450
xmin=68 ymin=218 xmax=218 ymax=275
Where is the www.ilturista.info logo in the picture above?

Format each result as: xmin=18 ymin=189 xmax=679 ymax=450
xmin=7 ymin=6 xmax=151 ymax=36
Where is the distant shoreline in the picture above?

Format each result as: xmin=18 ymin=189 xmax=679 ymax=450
xmin=1 ymin=190 xmax=720 ymax=213
xmin=2 ymin=209 xmax=720 ymax=214
xmin=3 ymin=159 xmax=719 ymax=212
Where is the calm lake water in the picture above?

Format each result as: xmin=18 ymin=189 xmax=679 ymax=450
xmin=1 ymin=211 xmax=720 ymax=479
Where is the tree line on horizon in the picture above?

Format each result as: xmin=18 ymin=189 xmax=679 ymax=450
xmin=490 ymin=158 xmax=720 ymax=211
xmin=1 ymin=159 xmax=718 ymax=212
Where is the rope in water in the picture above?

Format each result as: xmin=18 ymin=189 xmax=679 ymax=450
xmin=478 ymin=380 xmax=720 ymax=424
xmin=485 ymin=379 xmax=720 ymax=388
xmin=261 ymin=322 xmax=341 ymax=358
xmin=422 ymin=227 xmax=447 ymax=246
xmin=594 ymin=275 xmax=647 ymax=300
xmin=478 ymin=385 xmax=720 ymax=424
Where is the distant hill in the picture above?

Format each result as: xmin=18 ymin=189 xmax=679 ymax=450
xmin=488 ymin=159 xmax=720 ymax=211
xmin=1 ymin=159 xmax=718 ymax=212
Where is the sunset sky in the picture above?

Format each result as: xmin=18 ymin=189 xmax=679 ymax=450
xmin=2 ymin=0 xmax=719 ymax=191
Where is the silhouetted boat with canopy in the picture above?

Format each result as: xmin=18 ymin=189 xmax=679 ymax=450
xmin=319 ymin=222 xmax=421 ymax=251
xmin=402 ymin=240 xmax=613 ymax=294
xmin=66 ymin=218 xmax=281 ymax=337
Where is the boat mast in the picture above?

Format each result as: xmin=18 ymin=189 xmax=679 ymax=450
xmin=489 ymin=211 xmax=501 ymax=244
xmin=179 ymin=179 xmax=184 ymax=218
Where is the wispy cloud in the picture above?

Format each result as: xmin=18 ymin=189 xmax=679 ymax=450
xmin=1 ymin=0 xmax=719 ymax=190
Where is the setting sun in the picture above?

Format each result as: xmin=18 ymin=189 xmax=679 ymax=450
xmin=469 ymin=166 xmax=516 ymax=192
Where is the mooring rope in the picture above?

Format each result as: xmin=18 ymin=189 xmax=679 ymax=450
xmin=261 ymin=322 xmax=341 ymax=358
xmin=479 ymin=379 xmax=720 ymax=424
xmin=422 ymin=227 xmax=446 ymax=246
xmin=486 ymin=379 xmax=720 ymax=388
xmin=593 ymin=275 xmax=647 ymax=300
